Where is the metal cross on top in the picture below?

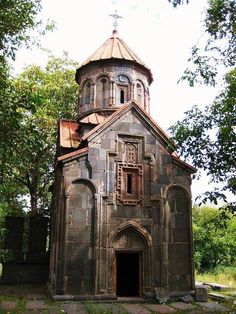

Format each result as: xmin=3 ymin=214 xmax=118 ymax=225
xmin=109 ymin=10 xmax=123 ymax=30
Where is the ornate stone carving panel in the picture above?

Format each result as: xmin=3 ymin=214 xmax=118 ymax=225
xmin=116 ymin=163 xmax=143 ymax=205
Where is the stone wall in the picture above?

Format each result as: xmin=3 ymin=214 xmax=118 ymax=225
xmin=50 ymin=107 xmax=194 ymax=297
xmin=1 ymin=216 xmax=49 ymax=284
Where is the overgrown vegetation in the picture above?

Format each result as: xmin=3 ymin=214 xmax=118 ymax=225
xmin=2 ymin=55 xmax=78 ymax=215
xmin=196 ymin=266 xmax=236 ymax=288
xmin=193 ymin=205 xmax=236 ymax=282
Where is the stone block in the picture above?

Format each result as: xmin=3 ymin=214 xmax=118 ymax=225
xmin=168 ymin=259 xmax=190 ymax=275
xmin=145 ymin=134 xmax=156 ymax=145
xmin=171 ymin=302 xmax=196 ymax=310
xmin=122 ymin=304 xmax=151 ymax=314
xmin=172 ymin=229 xmax=189 ymax=242
xmin=153 ymin=261 xmax=161 ymax=286
xmin=26 ymin=292 xmax=46 ymax=300
xmin=195 ymin=285 xmax=209 ymax=302
xmin=179 ymin=295 xmax=193 ymax=303
xmin=168 ymin=243 xmax=190 ymax=259
xmin=146 ymin=304 xmax=176 ymax=313
xmin=174 ymin=213 xmax=187 ymax=229
xmin=25 ymin=300 xmax=47 ymax=310
xmin=154 ymin=287 xmax=169 ymax=303
xmin=196 ymin=301 xmax=231 ymax=312
xmin=0 ymin=301 xmax=17 ymax=311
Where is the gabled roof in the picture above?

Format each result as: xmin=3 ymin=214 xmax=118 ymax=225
xmin=79 ymin=112 xmax=106 ymax=125
xmin=76 ymin=30 xmax=153 ymax=84
xmin=82 ymin=100 xmax=176 ymax=152
xmin=81 ymin=100 xmax=196 ymax=173
xmin=58 ymin=147 xmax=88 ymax=162
xmin=58 ymin=102 xmax=196 ymax=172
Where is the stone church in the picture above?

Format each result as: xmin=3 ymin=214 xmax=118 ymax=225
xmin=49 ymin=29 xmax=196 ymax=299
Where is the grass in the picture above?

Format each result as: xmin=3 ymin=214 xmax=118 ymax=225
xmin=195 ymin=266 xmax=236 ymax=289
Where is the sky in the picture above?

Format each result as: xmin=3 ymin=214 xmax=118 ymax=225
xmin=13 ymin=0 xmax=225 ymax=203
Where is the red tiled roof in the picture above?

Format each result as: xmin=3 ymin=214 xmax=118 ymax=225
xmin=59 ymin=119 xmax=80 ymax=148
xmin=58 ymin=147 xmax=88 ymax=162
xmin=79 ymin=113 xmax=107 ymax=125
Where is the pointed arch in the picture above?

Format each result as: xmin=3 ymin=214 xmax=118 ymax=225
xmin=165 ymin=184 xmax=191 ymax=211
xmin=110 ymin=220 xmax=152 ymax=248
xmin=66 ymin=177 xmax=97 ymax=195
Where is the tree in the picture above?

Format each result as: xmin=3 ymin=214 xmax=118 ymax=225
xmin=168 ymin=0 xmax=236 ymax=86
xmin=193 ymin=205 xmax=236 ymax=272
xmin=168 ymin=0 xmax=236 ymax=209
xmin=0 ymin=55 xmax=78 ymax=215
xmin=169 ymin=68 xmax=236 ymax=209
xmin=0 ymin=0 xmax=55 ymax=217
xmin=0 ymin=0 xmax=47 ymax=60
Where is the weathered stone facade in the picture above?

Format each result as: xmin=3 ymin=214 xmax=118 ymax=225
xmin=49 ymin=30 xmax=196 ymax=299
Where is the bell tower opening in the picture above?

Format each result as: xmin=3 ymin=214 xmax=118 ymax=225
xmin=116 ymin=252 xmax=140 ymax=297
xmin=120 ymin=89 xmax=125 ymax=104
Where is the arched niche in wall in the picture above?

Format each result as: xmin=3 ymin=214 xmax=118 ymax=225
xmin=82 ymin=79 xmax=92 ymax=107
xmin=166 ymin=185 xmax=193 ymax=292
xmin=66 ymin=179 xmax=96 ymax=294
xmin=116 ymin=74 xmax=131 ymax=106
xmin=96 ymin=75 xmax=110 ymax=108
xmin=136 ymin=80 xmax=145 ymax=108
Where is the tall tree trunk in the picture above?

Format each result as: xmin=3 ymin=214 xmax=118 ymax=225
xmin=29 ymin=169 xmax=38 ymax=215
xmin=30 ymin=186 xmax=38 ymax=214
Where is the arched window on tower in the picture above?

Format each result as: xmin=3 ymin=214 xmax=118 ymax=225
xmin=116 ymin=75 xmax=130 ymax=106
xmin=120 ymin=89 xmax=125 ymax=104
xmin=96 ymin=76 xmax=110 ymax=108
xmin=136 ymin=81 xmax=144 ymax=107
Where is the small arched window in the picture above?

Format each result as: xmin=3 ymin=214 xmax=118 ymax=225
xmin=120 ymin=89 xmax=125 ymax=104
xmin=116 ymin=75 xmax=130 ymax=105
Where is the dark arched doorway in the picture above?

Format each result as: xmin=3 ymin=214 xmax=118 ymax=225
xmin=112 ymin=225 xmax=149 ymax=297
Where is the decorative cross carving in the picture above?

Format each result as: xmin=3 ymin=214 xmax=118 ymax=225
xmin=109 ymin=10 xmax=123 ymax=30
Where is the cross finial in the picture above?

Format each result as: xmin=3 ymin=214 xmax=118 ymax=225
xmin=109 ymin=10 xmax=123 ymax=30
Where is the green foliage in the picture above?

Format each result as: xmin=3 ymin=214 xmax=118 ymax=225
xmin=0 ymin=249 xmax=16 ymax=263
xmin=196 ymin=266 xmax=236 ymax=287
xmin=0 ymin=0 xmax=56 ymax=219
xmin=168 ymin=2 xmax=236 ymax=209
xmin=175 ymin=0 xmax=236 ymax=86
xmin=169 ymin=68 xmax=236 ymax=209
xmin=0 ymin=55 xmax=78 ymax=215
xmin=193 ymin=205 xmax=236 ymax=272
xmin=0 ymin=0 xmax=43 ymax=60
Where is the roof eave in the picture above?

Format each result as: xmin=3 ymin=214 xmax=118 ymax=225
xmin=75 ymin=58 xmax=153 ymax=85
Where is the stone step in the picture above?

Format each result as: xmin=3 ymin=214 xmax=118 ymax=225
xmin=204 ymin=282 xmax=234 ymax=291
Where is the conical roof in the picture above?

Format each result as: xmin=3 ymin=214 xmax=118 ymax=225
xmin=77 ymin=30 xmax=153 ymax=83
